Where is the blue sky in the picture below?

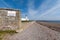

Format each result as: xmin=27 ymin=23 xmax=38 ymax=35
xmin=0 ymin=0 xmax=60 ymax=20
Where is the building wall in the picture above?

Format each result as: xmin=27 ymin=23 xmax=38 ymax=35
xmin=0 ymin=9 xmax=21 ymax=30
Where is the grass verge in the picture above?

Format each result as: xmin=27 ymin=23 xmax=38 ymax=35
xmin=0 ymin=30 xmax=17 ymax=40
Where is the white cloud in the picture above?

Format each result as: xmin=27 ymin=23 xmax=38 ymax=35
xmin=1 ymin=0 xmax=12 ymax=8
xmin=28 ymin=0 xmax=37 ymax=16
xmin=39 ymin=5 xmax=60 ymax=18
xmin=38 ymin=0 xmax=59 ymax=17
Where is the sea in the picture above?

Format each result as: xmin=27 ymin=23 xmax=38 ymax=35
xmin=36 ymin=20 xmax=60 ymax=23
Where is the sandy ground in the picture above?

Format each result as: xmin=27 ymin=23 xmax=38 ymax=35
xmin=2 ymin=21 xmax=60 ymax=40
xmin=37 ymin=22 xmax=60 ymax=32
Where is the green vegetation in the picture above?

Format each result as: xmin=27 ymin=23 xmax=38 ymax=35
xmin=0 ymin=30 xmax=16 ymax=34
xmin=0 ymin=30 xmax=17 ymax=40
xmin=21 ymin=20 xmax=33 ymax=22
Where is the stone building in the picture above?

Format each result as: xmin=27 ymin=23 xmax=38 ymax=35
xmin=0 ymin=8 xmax=21 ymax=30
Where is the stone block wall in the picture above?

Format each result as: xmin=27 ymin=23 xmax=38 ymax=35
xmin=0 ymin=8 xmax=21 ymax=30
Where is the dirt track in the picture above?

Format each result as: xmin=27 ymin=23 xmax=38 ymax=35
xmin=3 ymin=21 xmax=60 ymax=40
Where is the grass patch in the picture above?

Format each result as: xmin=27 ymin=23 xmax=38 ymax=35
xmin=22 ymin=20 xmax=32 ymax=22
xmin=0 ymin=30 xmax=16 ymax=33
xmin=0 ymin=30 xmax=17 ymax=40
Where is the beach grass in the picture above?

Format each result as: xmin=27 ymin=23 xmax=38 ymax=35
xmin=0 ymin=30 xmax=17 ymax=40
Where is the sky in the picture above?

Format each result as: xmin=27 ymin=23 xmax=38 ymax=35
xmin=0 ymin=0 xmax=60 ymax=20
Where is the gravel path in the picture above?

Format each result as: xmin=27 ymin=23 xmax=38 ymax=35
xmin=3 ymin=22 xmax=60 ymax=40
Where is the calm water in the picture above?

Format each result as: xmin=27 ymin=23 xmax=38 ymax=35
xmin=36 ymin=20 xmax=60 ymax=23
